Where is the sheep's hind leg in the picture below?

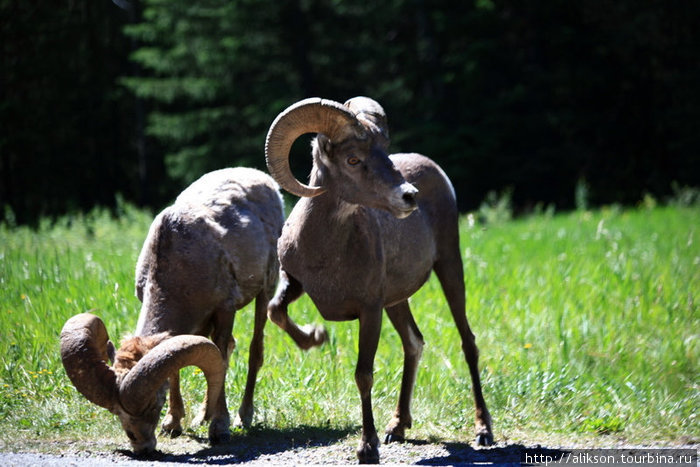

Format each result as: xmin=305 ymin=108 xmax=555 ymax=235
xmin=267 ymin=270 xmax=327 ymax=350
xmin=235 ymin=291 xmax=268 ymax=428
xmin=161 ymin=372 xmax=184 ymax=437
xmin=384 ymin=300 xmax=424 ymax=443
xmin=194 ymin=309 xmax=234 ymax=443
xmin=434 ymin=257 xmax=493 ymax=446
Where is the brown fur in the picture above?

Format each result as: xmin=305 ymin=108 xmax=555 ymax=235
xmin=113 ymin=333 xmax=169 ymax=377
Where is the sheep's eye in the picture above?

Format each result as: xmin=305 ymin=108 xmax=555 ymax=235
xmin=347 ymin=155 xmax=361 ymax=166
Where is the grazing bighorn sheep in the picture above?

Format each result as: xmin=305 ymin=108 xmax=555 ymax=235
xmin=61 ymin=167 xmax=284 ymax=454
xmin=265 ymin=97 xmax=494 ymax=463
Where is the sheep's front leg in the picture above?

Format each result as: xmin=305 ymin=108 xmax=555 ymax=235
xmin=235 ymin=290 xmax=268 ymax=427
xmin=355 ymin=309 xmax=382 ymax=464
xmin=161 ymin=372 xmax=184 ymax=437
xmin=384 ymin=301 xmax=424 ymax=443
xmin=268 ymin=271 xmax=327 ymax=349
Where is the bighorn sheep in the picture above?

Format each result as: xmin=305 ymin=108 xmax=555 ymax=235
xmin=61 ymin=167 xmax=284 ymax=454
xmin=265 ymin=97 xmax=494 ymax=463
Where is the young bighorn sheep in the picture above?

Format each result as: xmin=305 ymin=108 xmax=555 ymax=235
xmin=265 ymin=97 xmax=494 ymax=463
xmin=61 ymin=167 xmax=284 ymax=454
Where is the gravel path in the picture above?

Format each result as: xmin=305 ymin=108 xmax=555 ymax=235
xmin=0 ymin=441 xmax=548 ymax=466
xmin=1 ymin=429 xmax=697 ymax=466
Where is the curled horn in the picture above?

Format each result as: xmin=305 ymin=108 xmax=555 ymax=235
xmin=60 ymin=313 xmax=120 ymax=412
xmin=118 ymin=335 xmax=225 ymax=417
xmin=265 ymin=97 xmax=364 ymax=198
xmin=61 ymin=313 xmax=225 ymax=420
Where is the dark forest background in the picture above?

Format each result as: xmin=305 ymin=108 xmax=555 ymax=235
xmin=2 ymin=0 xmax=699 ymax=225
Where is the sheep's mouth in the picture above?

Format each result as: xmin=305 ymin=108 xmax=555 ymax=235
xmin=395 ymin=205 xmax=418 ymax=219
xmin=386 ymin=199 xmax=418 ymax=219
xmin=119 ymin=443 xmax=160 ymax=459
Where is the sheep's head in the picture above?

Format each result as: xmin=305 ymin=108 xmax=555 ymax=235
xmin=109 ymin=334 xmax=169 ymax=454
xmin=60 ymin=313 xmax=225 ymax=455
xmin=265 ymin=97 xmax=418 ymax=218
xmin=114 ymin=393 xmax=165 ymax=455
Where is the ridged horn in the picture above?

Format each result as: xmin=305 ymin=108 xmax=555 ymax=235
xmin=118 ymin=335 xmax=225 ymax=417
xmin=60 ymin=313 xmax=120 ymax=412
xmin=265 ymin=97 xmax=363 ymax=197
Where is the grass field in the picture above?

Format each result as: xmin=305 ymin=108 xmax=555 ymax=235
xmin=0 ymin=202 xmax=697 ymax=453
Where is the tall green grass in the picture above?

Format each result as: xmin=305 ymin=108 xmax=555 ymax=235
xmin=0 ymin=204 xmax=697 ymax=451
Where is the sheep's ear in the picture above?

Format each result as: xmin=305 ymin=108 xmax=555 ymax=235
xmin=107 ymin=340 xmax=116 ymax=364
xmin=313 ymin=134 xmax=334 ymax=166
xmin=317 ymin=133 xmax=332 ymax=152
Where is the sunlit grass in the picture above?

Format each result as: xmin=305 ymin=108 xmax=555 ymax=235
xmin=0 ymin=204 xmax=697 ymax=451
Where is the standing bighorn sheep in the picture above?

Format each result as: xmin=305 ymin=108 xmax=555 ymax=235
xmin=265 ymin=97 xmax=494 ymax=463
xmin=61 ymin=167 xmax=285 ymax=454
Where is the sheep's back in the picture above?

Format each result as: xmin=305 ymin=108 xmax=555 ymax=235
xmin=172 ymin=167 xmax=284 ymax=306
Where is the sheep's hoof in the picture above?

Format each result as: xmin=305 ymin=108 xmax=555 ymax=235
xmin=207 ymin=413 xmax=231 ymax=445
xmin=300 ymin=324 xmax=328 ymax=349
xmin=313 ymin=325 xmax=328 ymax=345
xmin=160 ymin=426 xmax=182 ymax=438
xmin=356 ymin=439 xmax=380 ymax=464
xmin=384 ymin=433 xmax=405 ymax=444
xmin=233 ymin=408 xmax=253 ymax=429
xmin=160 ymin=415 xmax=183 ymax=438
xmin=207 ymin=413 xmax=232 ymax=444
xmin=475 ymin=432 xmax=494 ymax=447
xmin=209 ymin=433 xmax=231 ymax=445
xmin=384 ymin=416 xmax=409 ymax=443
xmin=209 ymin=429 xmax=231 ymax=445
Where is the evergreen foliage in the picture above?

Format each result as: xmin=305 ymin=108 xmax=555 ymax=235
xmin=1 ymin=0 xmax=699 ymax=224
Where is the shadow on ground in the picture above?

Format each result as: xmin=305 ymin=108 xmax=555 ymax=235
xmin=413 ymin=440 xmax=567 ymax=466
xmin=116 ymin=425 xmax=357 ymax=464
xmin=114 ymin=426 xmax=573 ymax=465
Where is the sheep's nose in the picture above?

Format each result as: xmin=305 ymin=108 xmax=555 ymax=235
xmin=402 ymin=191 xmax=416 ymax=207
xmin=401 ymin=183 xmax=418 ymax=208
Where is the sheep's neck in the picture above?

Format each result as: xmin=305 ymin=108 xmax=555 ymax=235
xmin=280 ymin=193 xmax=385 ymax=320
